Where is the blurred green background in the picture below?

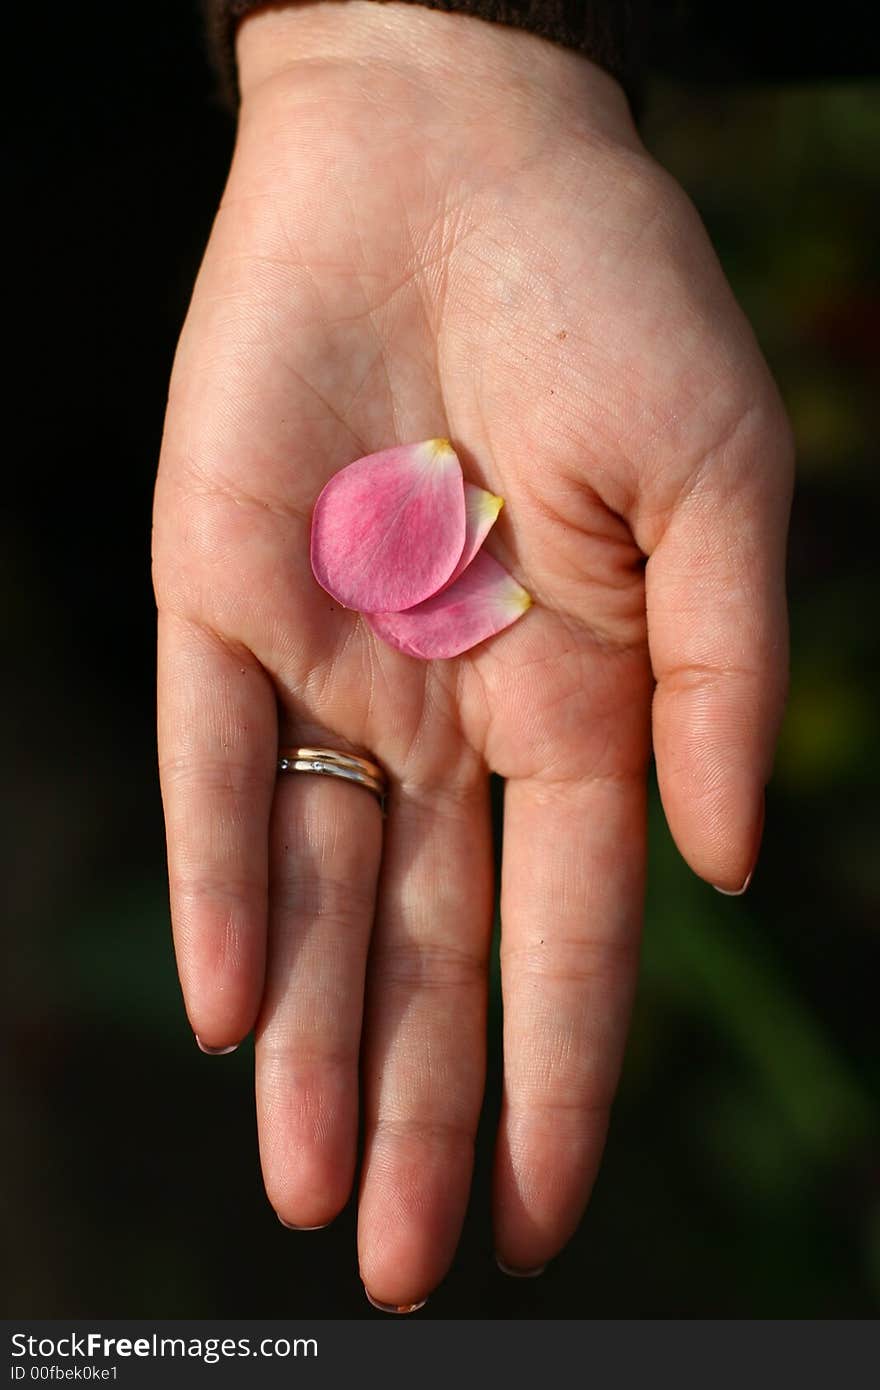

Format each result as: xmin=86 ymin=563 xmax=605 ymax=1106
xmin=4 ymin=4 xmax=878 ymax=1317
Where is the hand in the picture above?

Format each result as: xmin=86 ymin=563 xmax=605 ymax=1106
xmin=153 ymin=2 xmax=793 ymax=1307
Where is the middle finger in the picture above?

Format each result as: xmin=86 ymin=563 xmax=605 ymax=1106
xmin=357 ymin=767 xmax=493 ymax=1310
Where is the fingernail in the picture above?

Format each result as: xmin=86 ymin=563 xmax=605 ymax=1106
xmin=364 ymin=1288 xmax=427 ymax=1314
xmin=712 ymin=797 xmax=765 ymax=897
xmin=713 ymin=869 xmax=754 ymax=898
xmin=195 ymin=1035 xmax=239 ymax=1055
xmin=277 ymin=1214 xmax=330 ymax=1231
xmin=495 ymin=1256 xmax=547 ymax=1279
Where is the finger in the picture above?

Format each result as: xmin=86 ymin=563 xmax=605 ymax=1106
xmin=357 ymin=774 xmax=493 ymax=1311
xmin=645 ymin=410 xmax=794 ymax=891
xmin=157 ymin=611 xmax=276 ymax=1049
xmin=493 ymin=771 xmax=646 ymax=1273
xmin=256 ymin=763 xmax=382 ymax=1230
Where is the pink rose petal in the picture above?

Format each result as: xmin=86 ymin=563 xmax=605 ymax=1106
xmin=366 ymin=550 xmax=532 ymax=660
xmin=439 ymin=483 xmax=504 ymax=591
xmin=311 ymin=438 xmax=466 ymax=612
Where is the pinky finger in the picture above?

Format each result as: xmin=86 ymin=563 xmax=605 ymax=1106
xmin=157 ymin=611 xmax=277 ymax=1050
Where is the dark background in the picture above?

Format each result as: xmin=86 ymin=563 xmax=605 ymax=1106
xmin=4 ymin=2 xmax=879 ymax=1317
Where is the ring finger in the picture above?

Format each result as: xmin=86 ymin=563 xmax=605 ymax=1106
xmin=255 ymin=739 xmax=383 ymax=1230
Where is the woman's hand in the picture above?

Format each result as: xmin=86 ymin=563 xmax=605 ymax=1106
xmin=153 ymin=2 xmax=792 ymax=1307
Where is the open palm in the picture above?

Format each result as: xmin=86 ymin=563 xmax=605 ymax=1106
xmin=153 ymin=5 xmax=792 ymax=1309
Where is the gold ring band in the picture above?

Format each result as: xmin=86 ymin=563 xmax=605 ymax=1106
xmin=277 ymin=746 xmax=387 ymax=811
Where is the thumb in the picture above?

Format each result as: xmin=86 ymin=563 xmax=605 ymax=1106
xmin=642 ymin=404 xmax=794 ymax=892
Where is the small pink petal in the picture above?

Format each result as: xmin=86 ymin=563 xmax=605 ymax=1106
xmin=439 ymin=484 xmax=504 ymax=591
xmin=366 ymin=550 xmax=532 ymax=660
xmin=311 ymin=439 xmax=466 ymax=612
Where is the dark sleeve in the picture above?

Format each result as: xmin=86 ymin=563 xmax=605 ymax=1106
xmin=201 ymin=0 xmax=649 ymax=112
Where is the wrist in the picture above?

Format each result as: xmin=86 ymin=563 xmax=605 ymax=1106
xmin=235 ymin=2 xmax=637 ymax=143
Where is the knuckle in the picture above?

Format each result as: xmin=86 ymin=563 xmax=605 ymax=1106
xmin=159 ymin=751 xmax=265 ymax=796
xmin=369 ymin=940 xmax=487 ymax=992
xmin=372 ymin=1113 xmax=475 ymax=1150
xmin=500 ymin=934 xmax=638 ymax=986
xmin=270 ymin=867 xmax=374 ymax=927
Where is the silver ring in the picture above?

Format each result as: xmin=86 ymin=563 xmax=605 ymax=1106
xmin=277 ymin=746 xmax=386 ymax=813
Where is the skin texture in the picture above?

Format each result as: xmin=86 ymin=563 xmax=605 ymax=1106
xmin=153 ymin=3 xmax=793 ymax=1307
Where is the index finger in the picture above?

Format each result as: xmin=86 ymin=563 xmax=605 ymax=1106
xmin=493 ymin=765 xmax=647 ymax=1274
